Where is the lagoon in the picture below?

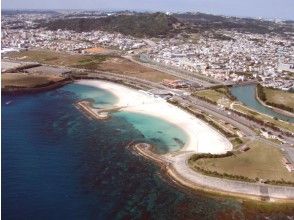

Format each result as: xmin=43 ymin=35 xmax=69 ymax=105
xmin=231 ymin=84 xmax=294 ymax=123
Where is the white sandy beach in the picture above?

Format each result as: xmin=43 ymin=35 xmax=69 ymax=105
xmin=75 ymin=80 xmax=232 ymax=154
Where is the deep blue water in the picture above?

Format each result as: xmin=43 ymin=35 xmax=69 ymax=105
xmin=2 ymin=83 xmax=290 ymax=219
xmin=231 ymin=85 xmax=294 ymax=123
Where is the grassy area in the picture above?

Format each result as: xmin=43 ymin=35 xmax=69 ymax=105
xmin=263 ymin=87 xmax=294 ymax=110
xmin=190 ymin=141 xmax=294 ymax=182
xmin=1 ymin=73 xmax=64 ymax=88
xmin=5 ymin=49 xmax=178 ymax=82
xmin=5 ymin=49 xmax=108 ymax=67
xmin=195 ymin=89 xmax=226 ymax=103
xmin=193 ymin=87 xmax=233 ymax=106
xmin=233 ymin=104 xmax=294 ymax=133
xmin=72 ymin=55 xmax=108 ymax=70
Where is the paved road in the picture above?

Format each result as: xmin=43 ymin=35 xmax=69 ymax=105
xmin=124 ymin=55 xmax=217 ymax=87
xmin=186 ymin=96 xmax=294 ymax=145
xmin=185 ymin=96 xmax=256 ymax=137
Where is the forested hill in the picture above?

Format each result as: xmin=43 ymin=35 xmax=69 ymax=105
xmin=42 ymin=12 xmax=185 ymax=37
xmin=41 ymin=11 xmax=293 ymax=37
xmin=174 ymin=12 xmax=294 ymax=34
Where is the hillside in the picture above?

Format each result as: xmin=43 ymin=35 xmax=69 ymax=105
xmin=42 ymin=12 xmax=184 ymax=37
xmin=174 ymin=12 xmax=294 ymax=35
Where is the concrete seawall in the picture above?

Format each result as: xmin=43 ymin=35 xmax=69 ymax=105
xmin=131 ymin=142 xmax=294 ymax=202
xmin=170 ymin=152 xmax=294 ymax=201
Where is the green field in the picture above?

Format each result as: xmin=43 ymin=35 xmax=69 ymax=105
xmin=190 ymin=141 xmax=294 ymax=182
xmin=193 ymin=87 xmax=233 ymax=106
xmin=263 ymin=87 xmax=294 ymax=110
xmin=195 ymin=89 xmax=226 ymax=102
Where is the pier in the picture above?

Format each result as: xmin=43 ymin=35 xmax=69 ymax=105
xmin=75 ymin=100 xmax=124 ymax=120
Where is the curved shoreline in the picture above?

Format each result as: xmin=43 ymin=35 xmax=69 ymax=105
xmin=255 ymin=87 xmax=294 ymax=118
xmin=74 ymin=79 xmax=294 ymax=202
xmin=130 ymin=142 xmax=294 ymax=202
xmin=75 ymin=79 xmax=233 ymax=154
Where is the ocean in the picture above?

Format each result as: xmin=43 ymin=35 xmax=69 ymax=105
xmin=2 ymin=83 xmax=291 ymax=219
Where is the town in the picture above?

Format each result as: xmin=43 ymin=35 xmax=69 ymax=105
xmin=2 ymin=10 xmax=294 ymax=90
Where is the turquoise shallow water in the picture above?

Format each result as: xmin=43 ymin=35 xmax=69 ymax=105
xmin=67 ymin=82 xmax=188 ymax=153
xmin=231 ymin=85 xmax=294 ymax=123
xmin=65 ymin=83 xmax=119 ymax=108
xmin=3 ymin=82 xmax=292 ymax=219
xmin=114 ymin=111 xmax=188 ymax=154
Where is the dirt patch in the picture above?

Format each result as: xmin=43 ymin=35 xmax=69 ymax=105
xmin=84 ymin=47 xmax=113 ymax=54
xmin=99 ymin=57 xmax=178 ymax=82
xmin=6 ymin=49 xmax=178 ymax=82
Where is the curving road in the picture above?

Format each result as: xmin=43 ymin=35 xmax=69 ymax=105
xmin=165 ymin=151 xmax=294 ymax=201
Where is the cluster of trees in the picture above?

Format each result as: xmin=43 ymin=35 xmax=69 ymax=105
xmin=189 ymin=152 xmax=234 ymax=162
xmin=192 ymin=165 xmax=256 ymax=182
xmin=214 ymin=87 xmax=236 ymax=101
xmin=264 ymin=179 xmax=294 ymax=187
xmin=233 ymin=137 xmax=243 ymax=146
xmin=266 ymin=102 xmax=294 ymax=113
xmin=256 ymin=84 xmax=294 ymax=113
xmin=256 ymin=84 xmax=266 ymax=100
xmin=193 ymin=94 xmax=217 ymax=105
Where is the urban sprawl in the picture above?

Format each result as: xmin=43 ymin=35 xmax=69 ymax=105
xmin=2 ymin=12 xmax=294 ymax=90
